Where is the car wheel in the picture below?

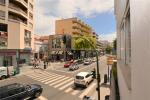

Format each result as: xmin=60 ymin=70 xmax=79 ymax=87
xmin=34 ymin=91 xmax=41 ymax=98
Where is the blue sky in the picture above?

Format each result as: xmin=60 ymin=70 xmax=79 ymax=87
xmin=79 ymin=12 xmax=116 ymax=35
xmin=35 ymin=0 xmax=116 ymax=42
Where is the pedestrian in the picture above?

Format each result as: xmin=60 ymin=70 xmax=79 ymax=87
xmin=46 ymin=58 xmax=49 ymax=66
xmin=44 ymin=60 xmax=46 ymax=69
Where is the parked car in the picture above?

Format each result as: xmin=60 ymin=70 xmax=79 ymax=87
xmin=84 ymin=59 xmax=92 ymax=65
xmin=75 ymin=59 xmax=84 ymax=64
xmin=0 ymin=83 xmax=43 ymax=100
xmin=64 ymin=61 xmax=73 ymax=68
xmin=69 ymin=63 xmax=79 ymax=71
xmin=0 ymin=66 xmax=14 ymax=80
xmin=74 ymin=72 xmax=93 ymax=87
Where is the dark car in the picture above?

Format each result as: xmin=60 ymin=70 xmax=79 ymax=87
xmin=69 ymin=63 xmax=79 ymax=71
xmin=0 ymin=83 xmax=43 ymax=100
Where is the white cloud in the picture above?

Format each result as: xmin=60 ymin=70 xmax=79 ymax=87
xmin=35 ymin=0 xmax=114 ymax=35
xmin=100 ymin=32 xmax=116 ymax=42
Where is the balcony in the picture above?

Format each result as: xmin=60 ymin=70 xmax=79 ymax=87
xmin=12 ymin=0 xmax=28 ymax=8
xmin=8 ymin=17 xmax=27 ymax=25
xmin=9 ymin=3 xmax=28 ymax=17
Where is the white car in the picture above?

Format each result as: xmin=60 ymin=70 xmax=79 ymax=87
xmin=84 ymin=60 xmax=92 ymax=65
xmin=0 ymin=66 xmax=14 ymax=80
xmin=74 ymin=72 xmax=93 ymax=87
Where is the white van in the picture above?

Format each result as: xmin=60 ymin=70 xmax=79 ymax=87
xmin=0 ymin=66 xmax=14 ymax=80
xmin=74 ymin=72 xmax=93 ymax=87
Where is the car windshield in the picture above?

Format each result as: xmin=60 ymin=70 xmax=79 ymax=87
xmin=76 ymin=76 xmax=84 ymax=79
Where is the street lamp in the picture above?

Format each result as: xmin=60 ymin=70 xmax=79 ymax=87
xmin=79 ymin=36 xmax=101 ymax=100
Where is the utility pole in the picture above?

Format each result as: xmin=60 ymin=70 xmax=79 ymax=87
xmin=63 ymin=35 xmax=67 ymax=61
xmin=80 ymin=36 xmax=101 ymax=100
xmin=96 ymin=50 xmax=101 ymax=100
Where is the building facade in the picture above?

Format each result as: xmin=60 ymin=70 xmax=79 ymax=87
xmin=54 ymin=18 xmax=98 ymax=59
xmin=34 ymin=34 xmax=49 ymax=60
xmin=114 ymin=0 xmax=150 ymax=100
xmin=55 ymin=17 xmax=92 ymax=36
xmin=48 ymin=34 xmax=72 ymax=61
xmin=0 ymin=0 xmax=34 ymax=66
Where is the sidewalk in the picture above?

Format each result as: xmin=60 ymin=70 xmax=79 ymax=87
xmin=91 ymin=80 xmax=110 ymax=100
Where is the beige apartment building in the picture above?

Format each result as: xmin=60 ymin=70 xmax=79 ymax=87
xmin=114 ymin=0 xmax=150 ymax=100
xmin=0 ymin=0 xmax=34 ymax=66
xmin=0 ymin=0 xmax=34 ymax=49
xmin=55 ymin=17 xmax=92 ymax=36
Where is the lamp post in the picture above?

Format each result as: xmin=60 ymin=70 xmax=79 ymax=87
xmin=80 ymin=36 xmax=101 ymax=100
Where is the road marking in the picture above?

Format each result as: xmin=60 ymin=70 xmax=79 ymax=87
xmin=58 ymin=80 xmax=74 ymax=90
xmin=71 ymin=90 xmax=80 ymax=95
xmin=54 ymin=78 xmax=73 ymax=88
xmin=29 ymin=73 xmax=61 ymax=82
xmin=45 ymin=76 xmax=65 ymax=84
xmin=41 ymin=74 xmax=60 ymax=83
xmin=26 ymin=74 xmax=55 ymax=81
xmin=65 ymin=87 xmax=73 ymax=93
xmin=38 ymin=96 xmax=48 ymax=100
xmin=79 ymin=83 xmax=96 ymax=99
xmin=49 ymin=77 xmax=70 ymax=86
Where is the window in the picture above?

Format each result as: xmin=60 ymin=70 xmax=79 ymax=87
xmin=29 ymin=3 xmax=33 ymax=10
xmin=29 ymin=12 xmax=33 ymax=20
xmin=120 ymin=9 xmax=131 ymax=64
xmin=29 ymin=22 xmax=33 ymax=28
xmin=0 ymin=10 xmax=5 ymax=19
xmin=125 ymin=10 xmax=131 ymax=64
xmin=76 ymin=76 xmax=84 ymax=79
xmin=0 ymin=0 xmax=5 ymax=5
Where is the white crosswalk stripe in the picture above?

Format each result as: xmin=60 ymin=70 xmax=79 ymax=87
xmin=49 ymin=77 xmax=70 ymax=86
xmin=25 ymin=70 xmax=96 ymax=98
xmin=54 ymin=78 xmax=73 ymax=88
xmin=58 ymin=80 xmax=74 ymax=90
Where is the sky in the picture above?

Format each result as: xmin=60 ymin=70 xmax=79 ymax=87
xmin=35 ymin=0 xmax=116 ymax=42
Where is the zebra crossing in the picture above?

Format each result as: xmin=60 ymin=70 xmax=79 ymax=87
xmin=25 ymin=70 xmax=96 ymax=99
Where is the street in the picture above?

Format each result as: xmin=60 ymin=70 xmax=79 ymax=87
xmin=0 ymin=56 xmax=109 ymax=100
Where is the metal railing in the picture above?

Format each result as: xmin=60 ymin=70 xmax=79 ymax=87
xmin=14 ymin=0 xmax=28 ymax=7
xmin=9 ymin=3 xmax=28 ymax=16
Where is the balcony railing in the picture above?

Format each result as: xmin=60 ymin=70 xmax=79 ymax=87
xmin=9 ymin=3 xmax=28 ymax=16
xmin=14 ymin=0 xmax=28 ymax=7
xmin=8 ymin=17 xmax=27 ymax=25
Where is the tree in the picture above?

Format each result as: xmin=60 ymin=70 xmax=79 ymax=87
xmin=112 ymin=39 xmax=117 ymax=55
xmin=105 ymin=45 xmax=112 ymax=54
xmin=113 ymin=39 xmax=117 ymax=51
xmin=73 ymin=35 xmax=96 ymax=59
xmin=73 ymin=35 xmax=96 ymax=50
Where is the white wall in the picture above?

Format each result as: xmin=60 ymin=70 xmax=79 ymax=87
xmin=131 ymin=0 xmax=150 ymax=100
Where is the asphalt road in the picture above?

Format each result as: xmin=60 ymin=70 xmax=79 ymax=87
xmin=0 ymin=56 xmax=108 ymax=100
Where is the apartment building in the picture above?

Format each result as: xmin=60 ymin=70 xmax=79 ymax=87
xmin=114 ymin=0 xmax=150 ymax=100
xmin=55 ymin=17 xmax=92 ymax=36
xmin=0 ymin=0 xmax=34 ymax=66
